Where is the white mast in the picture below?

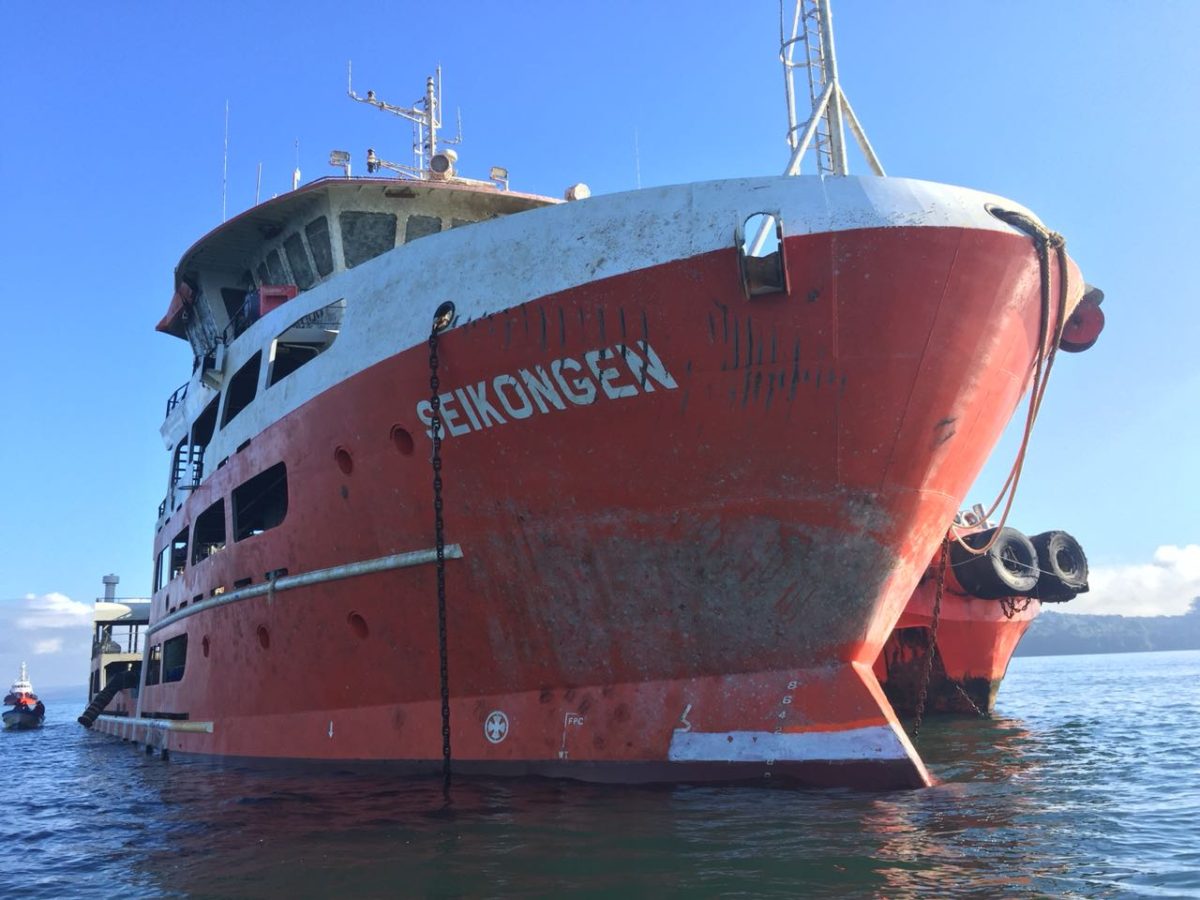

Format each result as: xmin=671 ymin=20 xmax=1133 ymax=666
xmin=778 ymin=0 xmax=884 ymax=178
xmin=346 ymin=63 xmax=462 ymax=179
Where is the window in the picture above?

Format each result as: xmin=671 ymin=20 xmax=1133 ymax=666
xmin=283 ymin=233 xmax=315 ymax=289
xmin=405 ymin=214 xmax=441 ymax=242
xmin=145 ymin=644 xmax=162 ymax=686
xmin=267 ymin=299 xmax=346 ymax=387
xmin=306 ymin=216 xmax=334 ymax=276
xmin=265 ymin=248 xmax=287 ymax=284
xmin=221 ymin=352 xmax=262 ymax=428
xmin=170 ymin=439 xmax=191 ymax=490
xmin=191 ymin=499 xmax=226 ymax=564
xmin=190 ymin=397 xmax=219 ymax=483
xmin=256 ymin=263 xmax=270 ymax=286
xmin=234 ymin=463 xmax=288 ymax=540
xmin=340 ymin=211 xmax=397 ymax=268
xmin=163 ymin=635 xmax=188 ymax=683
xmin=156 ymin=526 xmax=189 ymax=589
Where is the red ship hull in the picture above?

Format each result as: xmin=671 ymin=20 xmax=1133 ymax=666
xmin=89 ymin=176 xmax=1083 ymax=789
xmin=877 ymin=579 xmax=1039 ymax=717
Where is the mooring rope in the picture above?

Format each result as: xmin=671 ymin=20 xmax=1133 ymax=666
xmin=950 ymin=212 xmax=1071 ymax=556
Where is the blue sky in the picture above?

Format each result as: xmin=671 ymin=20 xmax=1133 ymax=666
xmin=2 ymin=1 xmax=1198 ymax=685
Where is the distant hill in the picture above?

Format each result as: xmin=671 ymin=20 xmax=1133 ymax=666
xmin=1015 ymin=598 xmax=1200 ymax=657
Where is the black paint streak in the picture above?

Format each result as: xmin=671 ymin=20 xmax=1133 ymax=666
xmin=733 ymin=319 xmax=740 ymax=369
xmin=578 ymin=307 xmax=586 ymax=336
xmin=790 ymin=342 xmax=800 ymax=401
xmin=598 ymin=307 xmax=607 ymax=344
xmin=539 ymin=307 xmax=547 ymax=350
xmin=708 ymin=312 xmax=716 ymax=344
xmin=742 ymin=368 xmax=753 ymax=406
xmin=746 ymin=317 xmax=754 ymax=370
xmin=619 ymin=307 xmax=627 ymax=342
xmin=753 ymin=371 xmax=762 ymax=401
xmin=559 ymin=307 xmax=566 ymax=347
xmin=766 ymin=372 xmax=776 ymax=410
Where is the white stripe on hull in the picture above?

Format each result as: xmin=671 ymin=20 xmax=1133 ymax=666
xmin=668 ymin=724 xmax=911 ymax=763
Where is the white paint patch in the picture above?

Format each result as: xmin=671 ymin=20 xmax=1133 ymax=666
xmin=668 ymin=725 xmax=909 ymax=763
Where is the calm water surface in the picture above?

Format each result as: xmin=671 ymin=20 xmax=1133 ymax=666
xmin=4 ymin=650 xmax=1197 ymax=898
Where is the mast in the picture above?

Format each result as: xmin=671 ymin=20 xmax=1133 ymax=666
xmin=777 ymin=0 xmax=884 ymax=177
xmin=346 ymin=63 xmax=462 ymax=180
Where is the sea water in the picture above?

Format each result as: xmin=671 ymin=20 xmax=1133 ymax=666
xmin=3 ymin=650 xmax=1197 ymax=898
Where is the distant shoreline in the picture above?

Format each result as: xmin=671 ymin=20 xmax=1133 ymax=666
xmin=1014 ymin=604 xmax=1200 ymax=657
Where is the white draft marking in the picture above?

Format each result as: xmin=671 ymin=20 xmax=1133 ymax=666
xmin=328 ymin=720 xmax=334 ymax=738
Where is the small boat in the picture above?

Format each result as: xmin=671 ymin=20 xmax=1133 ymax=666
xmin=877 ymin=506 xmax=1088 ymax=718
xmin=3 ymin=663 xmax=46 ymax=730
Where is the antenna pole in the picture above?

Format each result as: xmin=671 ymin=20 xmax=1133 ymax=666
xmin=222 ymin=100 xmax=229 ymax=222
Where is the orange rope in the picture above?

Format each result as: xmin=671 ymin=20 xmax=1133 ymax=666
xmin=950 ymin=225 xmax=1070 ymax=556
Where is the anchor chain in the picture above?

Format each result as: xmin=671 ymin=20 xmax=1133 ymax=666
xmin=428 ymin=301 xmax=455 ymax=795
xmin=912 ymin=538 xmax=949 ymax=740
xmin=953 ymin=682 xmax=990 ymax=720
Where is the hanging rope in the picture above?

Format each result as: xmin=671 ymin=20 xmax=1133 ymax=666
xmin=950 ymin=212 xmax=1071 ymax=556
xmin=428 ymin=301 xmax=455 ymax=796
xmin=912 ymin=538 xmax=949 ymax=740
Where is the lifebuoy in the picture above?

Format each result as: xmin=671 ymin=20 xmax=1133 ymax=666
xmin=948 ymin=526 xmax=1039 ymax=599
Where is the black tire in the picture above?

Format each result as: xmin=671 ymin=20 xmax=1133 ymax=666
xmin=1030 ymin=530 xmax=1089 ymax=601
xmin=949 ymin=526 xmax=1039 ymax=599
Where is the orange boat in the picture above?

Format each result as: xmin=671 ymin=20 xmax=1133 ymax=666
xmin=878 ymin=511 xmax=1089 ymax=718
xmin=78 ymin=2 xmax=1104 ymax=789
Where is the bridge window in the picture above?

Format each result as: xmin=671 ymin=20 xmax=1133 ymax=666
xmin=340 ymin=211 xmax=397 ymax=268
xmin=234 ymin=463 xmax=288 ymax=541
xmin=191 ymin=499 xmax=226 ymax=564
xmin=265 ymin=248 xmax=287 ymax=284
xmin=405 ymin=214 xmax=441 ymax=242
xmin=306 ymin=216 xmax=334 ymax=276
xmin=284 ymin=233 xmax=315 ymax=289
xmin=221 ymin=352 xmax=262 ymax=428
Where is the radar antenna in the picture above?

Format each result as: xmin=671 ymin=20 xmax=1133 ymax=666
xmin=347 ymin=62 xmax=463 ymax=179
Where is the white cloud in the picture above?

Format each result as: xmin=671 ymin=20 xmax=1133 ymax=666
xmin=1068 ymin=545 xmax=1200 ymax=616
xmin=32 ymin=638 xmax=63 ymax=655
xmin=15 ymin=592 xmax=91 ymax=630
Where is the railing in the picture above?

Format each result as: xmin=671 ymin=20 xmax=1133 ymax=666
xmin=164 ymin=381 xmax=189 ymax=418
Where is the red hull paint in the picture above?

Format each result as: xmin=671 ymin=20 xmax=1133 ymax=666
xmin=877 ymin=575 xmax=1039 ymax=716
xmin=102 ymin=220 xmax=1080 ymax=790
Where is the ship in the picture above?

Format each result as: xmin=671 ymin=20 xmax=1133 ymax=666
xmin=4 ymin=663 xmax=45 ymax=730
xmin=877 ymin=505 xmax=1088 ymax=719
xmin=78 ymin=1 xmax=1105 ymax=789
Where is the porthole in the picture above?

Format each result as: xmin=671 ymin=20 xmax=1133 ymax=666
xmin=390 ymin=426 xmax=414 ymax=456
xmin=257 ymin=625 xmax=270 ymax=649
xmin=201 ymin=636 xmax=210 ymax=658
xmin=347 ymin=612 xmax=369 ymax=639
xmin=334 ymin=446 xmax=354 ymax=475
